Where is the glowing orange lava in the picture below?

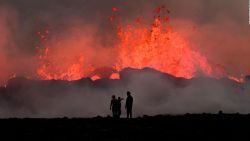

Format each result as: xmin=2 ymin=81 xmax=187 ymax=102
xmin=110 ymin=73 xmax=120 ymax=80
xmin=228 ymin=76 xmax=244 ymax=83
xmin=114 ymin=6 xmax=223 ymax=79
xmin=36 ymin=6 xmax=226 ymax=81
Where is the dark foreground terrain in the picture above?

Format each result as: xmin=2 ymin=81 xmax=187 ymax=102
xmin=1 ymin=114 xmax=250 ymax=141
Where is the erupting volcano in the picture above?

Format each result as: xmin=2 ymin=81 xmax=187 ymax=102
xmin=0 ymin=0 xmax=250 ymax=118
xmin=35 ymin=6 xmax=231 ymax=82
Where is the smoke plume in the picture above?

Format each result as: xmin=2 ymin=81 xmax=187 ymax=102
xmin=0 ymin=0 xmax=249 ymax=117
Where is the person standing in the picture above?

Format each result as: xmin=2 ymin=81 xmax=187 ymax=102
xmin=110 ymin=95 xmax=118 ymax=118
xmin=125 ymin=91 xmax=133 ymax=118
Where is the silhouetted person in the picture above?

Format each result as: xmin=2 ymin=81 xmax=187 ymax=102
xmin=117 ymin=97 xmax=124 ymax=118
xmin=110 ymin=95 xmax=118 ymax=118
xmin=125 ymin=91 xmax=133 ymax=118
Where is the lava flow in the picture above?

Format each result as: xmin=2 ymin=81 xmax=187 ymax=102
xmin=36 ymin=5 xmax=229 ymax=81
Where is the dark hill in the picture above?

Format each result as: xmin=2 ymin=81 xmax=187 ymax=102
xmin=0 ymin=68 xmax=248 ymax=117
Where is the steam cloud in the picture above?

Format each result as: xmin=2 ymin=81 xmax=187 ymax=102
xmin=0 ymin=0 xmax=249 ymax=117
xmin=0 ymin=68 xmax=250 ymax=118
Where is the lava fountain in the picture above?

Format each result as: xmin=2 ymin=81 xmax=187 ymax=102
xmin=36 ymin=5 xmax=229 ymax=81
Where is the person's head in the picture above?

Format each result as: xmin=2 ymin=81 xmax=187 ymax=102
xmin=112 ymin=95 xmax=115 ymax=99
xmin=127 ymin=91 xmax=131 ymax=96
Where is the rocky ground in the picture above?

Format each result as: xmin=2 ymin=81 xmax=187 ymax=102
xmin=1 ymin=114 xmax=250 ymax=141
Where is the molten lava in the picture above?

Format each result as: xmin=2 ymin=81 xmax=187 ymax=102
xmin=36 ymin=6 xmax=225 ymax=81
xmin=115 ymin=17 xmax=212 ymax=78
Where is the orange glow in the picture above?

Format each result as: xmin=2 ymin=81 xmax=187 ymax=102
xmin=35 ymin=6 xmax=230 ymax=81
xmin=228 ymin=76 xmax=244 ymax=83
xmin=91 ymin=75 xmax=101 ymax=81
xmin=114 ymin=6 xmax=223 ymax=79
xmin=110 ymin=73 xmax=120 ymax=80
